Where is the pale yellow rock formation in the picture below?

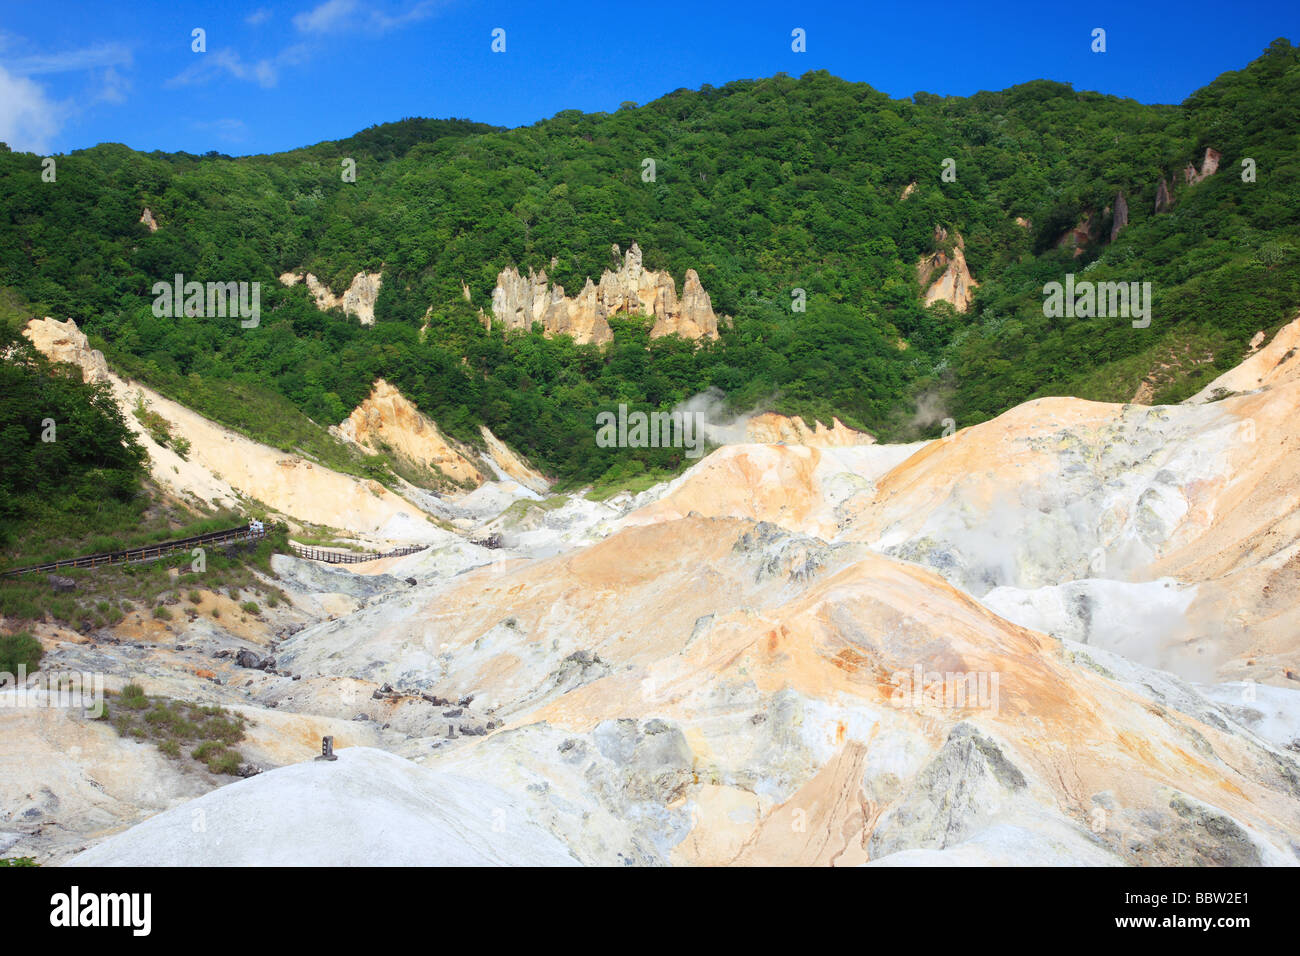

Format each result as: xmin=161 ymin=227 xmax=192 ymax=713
xmin=744 ymin=412 xmax=875 ymax=447
xmin=336 ymin=378 xmax=486 ymax=488
xmin=139 ymin=207 xmax=159 ymax=232
xmin=490 ymin=243 xmax=720 ymax=344
xmin=917 ymin=227 xmax=979 ymax=312
xmin=480 ymin=425 xmax=550 ymax=493
xmin=22 ymin=318 xmax=434 ymax=536
xmin=1187 ymin=313 xmax=1300 ymax=401
xmin=22 ymin=317 xmax=110 ymax=383
xmin=280 ymin=270 xmax=382 ymax=325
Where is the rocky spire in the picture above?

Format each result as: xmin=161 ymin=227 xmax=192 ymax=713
xmin=489 ymin=244 xmax=720 ymax=345
xmin=1110 ymin=192 xmax=1129 ymax=242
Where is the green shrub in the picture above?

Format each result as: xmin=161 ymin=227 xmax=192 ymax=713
xmin=152 ymin=606 xmax=172 ymax=620
xmin=0 ymin=631 xmax=42 ymax=676
xmin=240 ymin=601 xmax=260 ymax=616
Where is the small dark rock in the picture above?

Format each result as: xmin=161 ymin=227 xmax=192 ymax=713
xmin=443 ymin=708 xmax=463 ymax=718
xmin=48 ymin=575 xmax=76 ymax=593
xmin=405 ymin=577 xmax=417 ymax=587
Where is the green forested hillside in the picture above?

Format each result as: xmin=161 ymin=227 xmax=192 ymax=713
xmin=2 ymin=39 xmax=1298 ymax=487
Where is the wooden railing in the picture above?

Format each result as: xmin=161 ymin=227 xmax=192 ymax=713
xmin=1 ymin=526 xmax=429 ymax=577
xmin=1 ymin=526 xmax=265 ymax=577
xmin=287 ymin=542 xmax=427 ymax=564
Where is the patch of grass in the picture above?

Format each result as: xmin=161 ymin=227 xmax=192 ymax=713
xmin=104 ymin=685 xmax=249 ymax=775
xmin=152 ymin=605 xmax=172 ymax=620
xmin=240 ymin=601 xmax=260 ymax=616
xmin=583 ymin=466 xmax=681 ymax=501
xmin=188 ymin=590 xmax=202 ymax=604
xmin=0 ymin=856 xmax=37 ymax=867
xmin=0 ymin=631 xmax=43 ymax=675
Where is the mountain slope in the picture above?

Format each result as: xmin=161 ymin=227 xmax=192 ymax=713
xmin=1 ymin=42 xmax=1298 ymax=487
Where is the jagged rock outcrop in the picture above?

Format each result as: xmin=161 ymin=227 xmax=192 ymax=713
xmin=139 ymin=208 xmax=158 ymax=232
xmin=21 ymin=317 xmax=110 ymax=384
xmin=280 ymin=270 xmax=382 ymax=326
xmin=1184 ymin=147 xmax=1222 ymax=185
xmin=1155 ymin=148 xmax=1219 ymax=216
xmin=489 ymin=243 xmax=720 ymax=345
xmin=1110 ymin=192 xmax=1128 ymax=242
xmin=335 ymin=379 xmax=487 ymax=488
xmin=900 ymin=181 xmax=917 ymax=201
xmin=1155 ymin=177 xmax=1173 ymax=214
xmin=744 ymin=413 xmax=875 ymax=447
xmin=917 ymin=227 xmax=979 ymax=312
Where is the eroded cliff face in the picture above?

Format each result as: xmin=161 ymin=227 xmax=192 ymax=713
xmin=1188 ymin=312 xmax=1300 ymax=401
xmin=490 ymin=243 xmax=721 ymax=345
xmin=917 ymin=227 xmax=979 ymax=312
xmin=21 ymin=318 xmax=441 ymax=535
xmin=335 ymin=378 xmax=487 ymax=489
xmin=744 ymin=412 xmax=875 ymax=447
xmin=280 ymin=270 xmax=383 ymax=325
xmin=22 ymin=317 xmax=110 ymax=384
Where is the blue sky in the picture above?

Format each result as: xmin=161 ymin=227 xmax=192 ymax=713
xmin=2 ymin=0 xmax=1297 ymax=156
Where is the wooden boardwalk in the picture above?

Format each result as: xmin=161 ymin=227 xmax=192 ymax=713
xmin=287 ymin=542 xmax=427 ymax=564
xmin=1 ymin=526 xmax=266 ymax=577
xmin=2 ymin=527 xmax=428 ymax=576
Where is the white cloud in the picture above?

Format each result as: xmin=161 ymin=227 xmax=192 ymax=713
xmin=246 ymin=7 xmax=274 ymax=26
xmin=293 ymin=0 xmax=441 ymax=35
xmin=167 ymin=49 xmax=280 ymax=89
xmin=0 ymin=65 xmax=61 ymax=153
xmin=167 ymin=1 xmax=443 ymax=89
xmin=7 ymin=42 xmax=133 ymax=76
xmin=293 ymin=0 xmax=358 ymax=33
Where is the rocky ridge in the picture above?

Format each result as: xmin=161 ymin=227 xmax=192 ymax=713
xmin=490 ymin=243 xmax=720 ymax=344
